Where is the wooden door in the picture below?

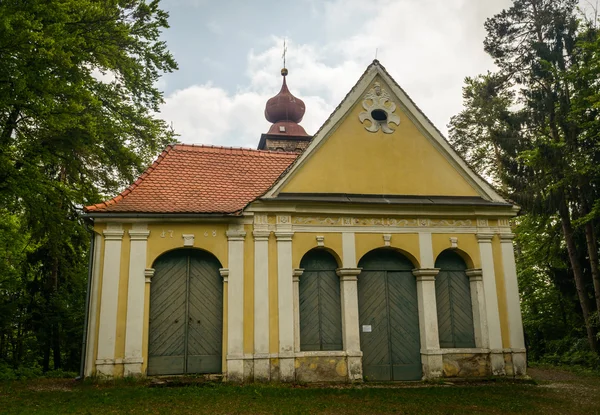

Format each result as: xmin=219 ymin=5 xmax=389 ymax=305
xmin=358 ymin=250 xmax=421 ymax=381
xmin=147 ymin=249 xmax=222 ymax=375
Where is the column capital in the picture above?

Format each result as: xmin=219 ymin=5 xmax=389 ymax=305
xmin=412 ymin=268 xmax=440 ymax=281
xmin=336 ymin=268 xmax=362 ymax=281
xmin=219 ymin=268 xmax=229 ymax=283
xmin=226 ymin=230 xmax=246 ymax=241
xmin=292 ymin=268 xmax=304 ymax=282
xmin=103 ymin=229 xmax=124 ymax=240
xmin=252 ymin=230 xmax=270 ymax=241
xmin=275 ymin=231 xmax=294 ymax=241
xmin=499 ymin=233 xmax=515 ymax=242
xmin=466 ymin=268 xmax=483 ymax=281
xmin=476 ymin=233 xmax=495 ymax=243
xmin=144 ymin=268 xmax=155 ymax=283
xmin=128 ymin=229 xmax=150 ymax=241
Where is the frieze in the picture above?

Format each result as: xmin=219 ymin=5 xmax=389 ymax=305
xmin=291 ymin=216 xmax=474 ymax=227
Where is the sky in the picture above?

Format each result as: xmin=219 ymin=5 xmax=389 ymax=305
xmin=157 ymin=0 xmax=514 ymax=149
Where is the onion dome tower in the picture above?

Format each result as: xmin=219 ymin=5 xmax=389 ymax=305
xmin=257 ymin=68 xmax=312 ymax=152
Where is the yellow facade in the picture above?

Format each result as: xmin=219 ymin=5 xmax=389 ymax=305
xmin=85 ymin=62 xmax=525 ymax=381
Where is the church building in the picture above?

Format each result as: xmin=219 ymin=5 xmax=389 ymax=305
xmin=82 ymin=60 xmax=526 ymax=382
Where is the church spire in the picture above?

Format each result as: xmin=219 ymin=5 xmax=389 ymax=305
xmin=258 ymin=66 xmax=311 ymax=152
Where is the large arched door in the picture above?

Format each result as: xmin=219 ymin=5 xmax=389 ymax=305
xmin=147 ymin=249 xmax=223 ymax=375
xmin=358 ymin=249 xmax=421 ymax=381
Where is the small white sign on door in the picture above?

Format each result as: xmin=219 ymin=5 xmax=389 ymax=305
xmin=362 ymin=325 xmax=372 ymax=332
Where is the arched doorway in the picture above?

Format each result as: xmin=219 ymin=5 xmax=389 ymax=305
xmin=147 ymin=249 xmax=223 ymax=375
xmin=358 ymin=249 xmax=421 ymax=381
xmin=435 ymin=250 xmax=476 ymax=348
xmin=299 ymin=249 xmax=343 ymax=351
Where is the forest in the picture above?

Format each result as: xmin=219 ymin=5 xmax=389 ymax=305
xmin=0 ymin=0 xmax=599 ymax=378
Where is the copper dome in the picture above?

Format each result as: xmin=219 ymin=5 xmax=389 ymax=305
xmin=264 ymin=75 xmax=305 ymax=124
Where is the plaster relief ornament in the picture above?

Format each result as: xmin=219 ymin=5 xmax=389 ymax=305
xmin=359 ymin=82 xmax=400 ymax=133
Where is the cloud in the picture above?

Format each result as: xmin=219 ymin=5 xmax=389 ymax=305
xmin=158 ymin=0 xmax=513 ymax=148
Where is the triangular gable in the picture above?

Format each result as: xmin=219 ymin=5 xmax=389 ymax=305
xmin=264 ymin=61 xmax=505 ymax=203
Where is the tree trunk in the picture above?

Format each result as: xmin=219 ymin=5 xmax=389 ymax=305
xmin=559 ymin=200 xmax=599 ymax=353
xmin=583 ymin=221 xmax=600 ymax=316
xmin=52 ymin=323 xmax=61 ymax=370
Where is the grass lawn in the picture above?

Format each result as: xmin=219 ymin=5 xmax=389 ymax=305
xmin=1 ymin=367 xmax=599 ymax=415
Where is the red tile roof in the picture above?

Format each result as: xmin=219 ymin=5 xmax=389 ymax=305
xmin=84 ymin=144 xmax=298 ymax=215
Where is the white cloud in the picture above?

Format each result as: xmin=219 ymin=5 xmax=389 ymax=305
xmin=159 ymin=0 xmax=513 ymax=148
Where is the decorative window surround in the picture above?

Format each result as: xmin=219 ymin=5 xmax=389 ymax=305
xmin=358 ymin=82 xmax=400 ymax=134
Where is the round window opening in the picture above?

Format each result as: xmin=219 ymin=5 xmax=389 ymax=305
xmin=371 ymin=109 xmax=388 ymax=122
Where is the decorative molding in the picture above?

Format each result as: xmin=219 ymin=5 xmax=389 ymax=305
xmin=336 ymin=268 xmax=362 ymax=281
xmin=276 ymin=215 xmax=291 ymax=224
xmin=182 ymin=234 xmax=195 ymax=247
xmin=449 ymin=237 xmax=458 ymax=249
xmin=219 ymin=268 xmax=229 ymax=283
xmin=476 ymin=233 xmax=494 ymax=243
xmin=144 ymin=268 xmax=155 ymax=283
xmin=253 ymin=230 xmax=270 ymax=241
xmin=466 ymin=268 xmax=483 ymax=281
xmin=226 ymin=230 xmax=246 ymax=241
xmin=128 ymin=229 xmax=150 ymax=240
xmin=498 ymin=218 xmax=511 ymax=227
xmin=274 ymin=231 xmax=294 ymax=241
xmin=412 ymin=268 xmax=440 ymax=281
xmin=103 ymin=227 xmax=124 ymax=241
xmin=477 ymin=218 xmax=489 ymax=227
xmin=383 ymin=234 xmax=391 ymax=246
xmin=499 ymin=233 xmax=515 ymax=242
xmin=291 ymin=216 xmax=473 ymax=228
xmin=254 ymin=214 xmax=269 ymax=225
xmin=358 ymin=82 xmax=400 ymax=133
xmin=292 ymin=268 xmax=304 ymax=282
xmin=316 ymin=235 xmax=325 ymax=247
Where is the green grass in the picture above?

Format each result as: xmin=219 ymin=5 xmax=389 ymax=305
xmin=0 ymin=368 xmax=599 ymax=414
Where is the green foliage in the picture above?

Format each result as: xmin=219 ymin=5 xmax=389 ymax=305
xmin=0 ymin=0 xmax=176 ymax=373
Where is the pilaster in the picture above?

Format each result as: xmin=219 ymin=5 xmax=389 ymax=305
xmin=336 ymin=268 xmax=363 ymax=381
xmin=465 ymin=269 xmax=489 ymax=349
xmin=292 ymin=269 xmax=304 ymax=353
xmin=499 ymin=233 xmax=526 ymax=375
xmin=253 ymin=228 xmax=271 ymax=381
xmin=412 ymin=268 xmax=443 ymax=379
xmin=96 ymin=223 xmax=124 ymax=377
xmin=226 ymin=226 xmax=246 ymax=382
xmin=275 ymin=215 xmax=295 ymax=381
xmin=477 ymin=233 xmax=505 ymax=375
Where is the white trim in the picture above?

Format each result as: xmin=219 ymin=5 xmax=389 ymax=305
xmin=124 ymin=224 xmax=149 ymax=376
xmin=466 ymin=269 xmax=489 ymax=349
xmin=226 ymin=226 xmax=246 ymax=381
xmin=292 ymin=268 xmax=304 ymax=353
xmin=275 ymin=229 xmax=295 ymax=381
xmin=263 ymin=62 xmax=505 ymax=202
xmin=412 ymin=268 xmax=442 ymax=378
xmin=84 ymin=232 xmax=102 ymax=377
xmin=96 ymin=223 xmax=124 ymax=374
xmin=500 ymin=235 xmax=526 ymax=350
xmin=253 ymin=230 xmax=270 ymax=381
xmin=336 ymin=267 xmax=363 ymax=381
xmin=341 ymin=232 xmax=357 ymax=268
xmin=418 ymin=232 xmax=434 ymax=268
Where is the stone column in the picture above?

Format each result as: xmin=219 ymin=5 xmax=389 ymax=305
xmin=84 ymin=232 xmax=103 ymax=377
xmin=465 ymin=269 xmax=489 ymax=349
xmin=253 ymin=230 xmax=270 ymax=381
xmin=123 ymin=224 xmax=150 ymax=376
xmin=412 ymin=268 xmax=443 ymax=379
xmin=500 ymin=233 xmax=526 ymax=375
xmin=477 ymin=233 xmax=505 ymax=375
xmin=226 ymin=226 xmax=246 ymax=382
xmin=336 ymin=268 xmax=363 ymax=381
xmin=292 ymin=269 xmax=304 ymax=353
xmin=96 ymin=223 xmax=124 ymax=377
xmin=275 ymin=215 xmax=294 ymax=381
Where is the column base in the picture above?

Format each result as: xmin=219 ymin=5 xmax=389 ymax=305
xmin=95 ymin=359 xmax=115 ymax=377
xmin=490 ymin=349 xmax=506 ymax=376
xmin=279 ymin=356 xmax=295 ymax=382
xmin=227 ymin=357 xmax=244 ymax=382
xmin=253 ymin=357 xmax=271 ymax=382
xmin=243 ymin=358 xmax=254 ymax=381
xmin=511 ymin=349 xmax=527 ymax=376
xmin=123 ymin=358 xmax=143 ymax=377
xmin=420 ymin=351 xmax=443 ymax=379
xmin=347 ymin=354 xmax=363 ymax=381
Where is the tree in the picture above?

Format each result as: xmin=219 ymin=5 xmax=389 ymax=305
xmin=0 ymin=0 xmax=176 ymax=372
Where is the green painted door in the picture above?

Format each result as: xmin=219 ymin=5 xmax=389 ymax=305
xmin=299 ymin=250 xmax=343 ymax=351
xmin=148 ymin=249 xmax=222 ymax=375
xmin=358 ymin=250 xmax=421 ymax=381
xmin=435 ymin=250 xmax=476 ymax=348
